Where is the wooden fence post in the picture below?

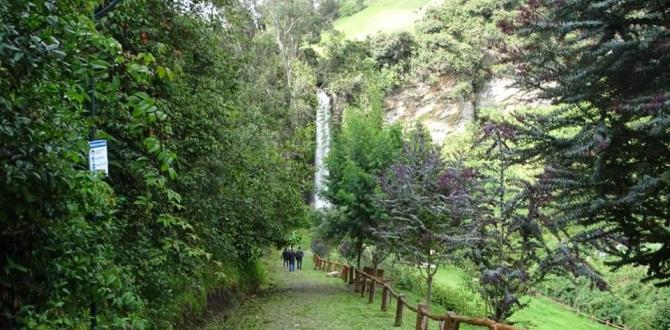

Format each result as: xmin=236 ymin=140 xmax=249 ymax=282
xmin=360 ymin=275 xmax=367 ymax=298
xmin=348 ymin=265 xmax=354 ymax=285
xmin=381 ymin=285 xmax=390 ymax=311
xmin=342 ymin=266 xmax=348 ymax=282
xmin=443 ymin=312 xmax=459 ymax=330
xmin=368 ymin=279 xmax=376 ymax=304
xmin=415 ymin=303 xmax=427 ymax=330
xmin=394 ymin=294 xmax=405 ymax=327
xmin=354 ymin=269 xmax=360 ymax=292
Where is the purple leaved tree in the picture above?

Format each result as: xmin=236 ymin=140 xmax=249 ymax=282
xmin=471 ymin=120 xmax=607 ymax=323
xmin=374 ymin=125 xmax=479 ymax=306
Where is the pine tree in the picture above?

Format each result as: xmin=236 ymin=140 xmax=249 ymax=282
xmin=506 ymin=0 xmax=670 ymax=285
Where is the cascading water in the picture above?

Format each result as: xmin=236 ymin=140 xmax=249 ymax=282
xmin=314 ymin=89 xmax=331 ymax=209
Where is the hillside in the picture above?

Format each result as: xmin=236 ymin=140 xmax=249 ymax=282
xmin=333 ymin=0 xmax=438 ymax=40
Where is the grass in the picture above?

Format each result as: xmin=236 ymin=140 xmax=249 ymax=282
xmin=201 ymin=252 xmax=419 ymax=330
xmin=510 ymin=296 xmax=611 ymax=330
xmin=332 ymin=0 xmax=434 ymax=40
xmin=430 ymin=267 xmax=613 ymax=330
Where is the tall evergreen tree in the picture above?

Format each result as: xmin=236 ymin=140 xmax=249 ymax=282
xmin=507 ymin=0 xmax=670 ymax=285
xmin=323 ymin=83 xmax=403 ymax=268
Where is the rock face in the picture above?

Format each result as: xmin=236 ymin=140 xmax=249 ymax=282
xmin=384 ymin=75 xmax=547 ymax=144
xmin=477 ymin=78 xmax=547 ymax=112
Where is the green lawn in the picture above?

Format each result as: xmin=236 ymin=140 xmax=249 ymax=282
xmin=431 ymin=267 xmax=612 ymax=330
xmin=333 ymin=0 xmax=434 ymax=39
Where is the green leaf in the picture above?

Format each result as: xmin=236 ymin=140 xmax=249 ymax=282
xmin=156 ymin=66 xmax=166 ymax=79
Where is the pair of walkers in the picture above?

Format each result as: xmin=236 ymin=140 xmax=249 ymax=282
xmin=282 ymin=247 xmax=303 ymax=272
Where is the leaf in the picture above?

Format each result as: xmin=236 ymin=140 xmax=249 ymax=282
xmin=90 ymin=59 xmax=110 ymax=71
xmin=46 ymin=15 xmax=59 ymax=26
xmin=143 ymin=137 xmax=160 ymax=153
xmin=156 ymin=66 xmax=166 ymax=79
xmin=44 ymin=2 xmax=56 ymax=12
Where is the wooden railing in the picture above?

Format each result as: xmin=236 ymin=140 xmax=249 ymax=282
xmin=313 ymin=255 xmax=519 ymax=330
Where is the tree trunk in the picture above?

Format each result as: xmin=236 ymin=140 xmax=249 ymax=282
xmin=426 ymin=274 xmax=433 ymax=307
xmin=356 ymin=236 xmax=363 ymax=269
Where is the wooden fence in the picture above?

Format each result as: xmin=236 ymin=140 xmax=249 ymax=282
xmin=313 ymin=255 xmax=519 ymax=330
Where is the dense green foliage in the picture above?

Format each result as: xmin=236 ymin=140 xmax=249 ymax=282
xmin=407 ymin=0 xmax=520 ymax=98
xmin=507 ymin=0 xmax=670 ymax=285
xmin=537 ymin=263 xmax=670 ymax=329
xmin=0 ymin=1 xmax=314 ymax=328
xmin=386 ymin=264 xmax=484 ymax=317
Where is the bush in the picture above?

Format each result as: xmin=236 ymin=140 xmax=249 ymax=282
xmin=537 ymin=270 xmax=670 ymax=330
xmin=386 ymin=265 xmax=485 ymax=316
xmin=654 ymin=299 xmax=670 ymax=330
xmin=370 ymin=32 xmax=415 ymax=69
xmin=339 ymin=0 xmax=366 ymax=17
xmin=311 ymin=238 xmax=331 ymax=257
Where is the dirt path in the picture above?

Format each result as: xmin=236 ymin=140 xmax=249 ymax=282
xmin=200 ymin=253 xmax=414 ymax=330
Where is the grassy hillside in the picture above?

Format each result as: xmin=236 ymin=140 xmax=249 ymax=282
xmin=333 ymin=0 xmax=435 ymax=39
xmin=431 ymin=267 xmax=611 ymax=330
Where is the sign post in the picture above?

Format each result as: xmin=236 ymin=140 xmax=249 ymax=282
xmin=88 ymin=140 xmax=109 ymax=176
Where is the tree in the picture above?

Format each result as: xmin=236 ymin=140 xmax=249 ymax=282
xmin=470 ymin=120 xmax=606 ymax=322
xmin=507 ymin=0 xmax=670 ymax=285
xmin=375 ymin=126 xmax=478 ymax=305
xmin=324 ymin=82 xmax=403 ymax=268
xmin=370 ymin=31 xmax=415 ymax=69
xmin=318 ymin=0 xmax=340 ymax=23
xmin=261 ymin=0 xmax=323 ymax=104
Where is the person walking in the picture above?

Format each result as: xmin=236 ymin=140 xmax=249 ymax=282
xmin=288 ymin=248 xmax=296 ymax=272
xmin=296 ymin=247 xmax=304 ymax=270
xmin=282 ymin=248 xmax=289 ymax=268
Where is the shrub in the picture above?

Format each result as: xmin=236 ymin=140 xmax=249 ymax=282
xmin=654 ymin=299 xmax=670 ymax=330
xmin=339 ymin=0 xmax=366 ymax=17
xmin=311 ymin=238 xmax=331 ymax=257
xmin=370 ymin=32 xmax=415 ymax=69
xmin=386 ymin=265 xmax=484 ymax=316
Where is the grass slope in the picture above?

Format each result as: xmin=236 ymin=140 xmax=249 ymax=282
xmin=432 ymin=267 xmax=612 ymax=330
xmin=333 ymin=0 xmax=434 ymax=39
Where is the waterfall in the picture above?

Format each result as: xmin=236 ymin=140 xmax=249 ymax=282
xmin=314 ymin=89 xmax=331 ymax=209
